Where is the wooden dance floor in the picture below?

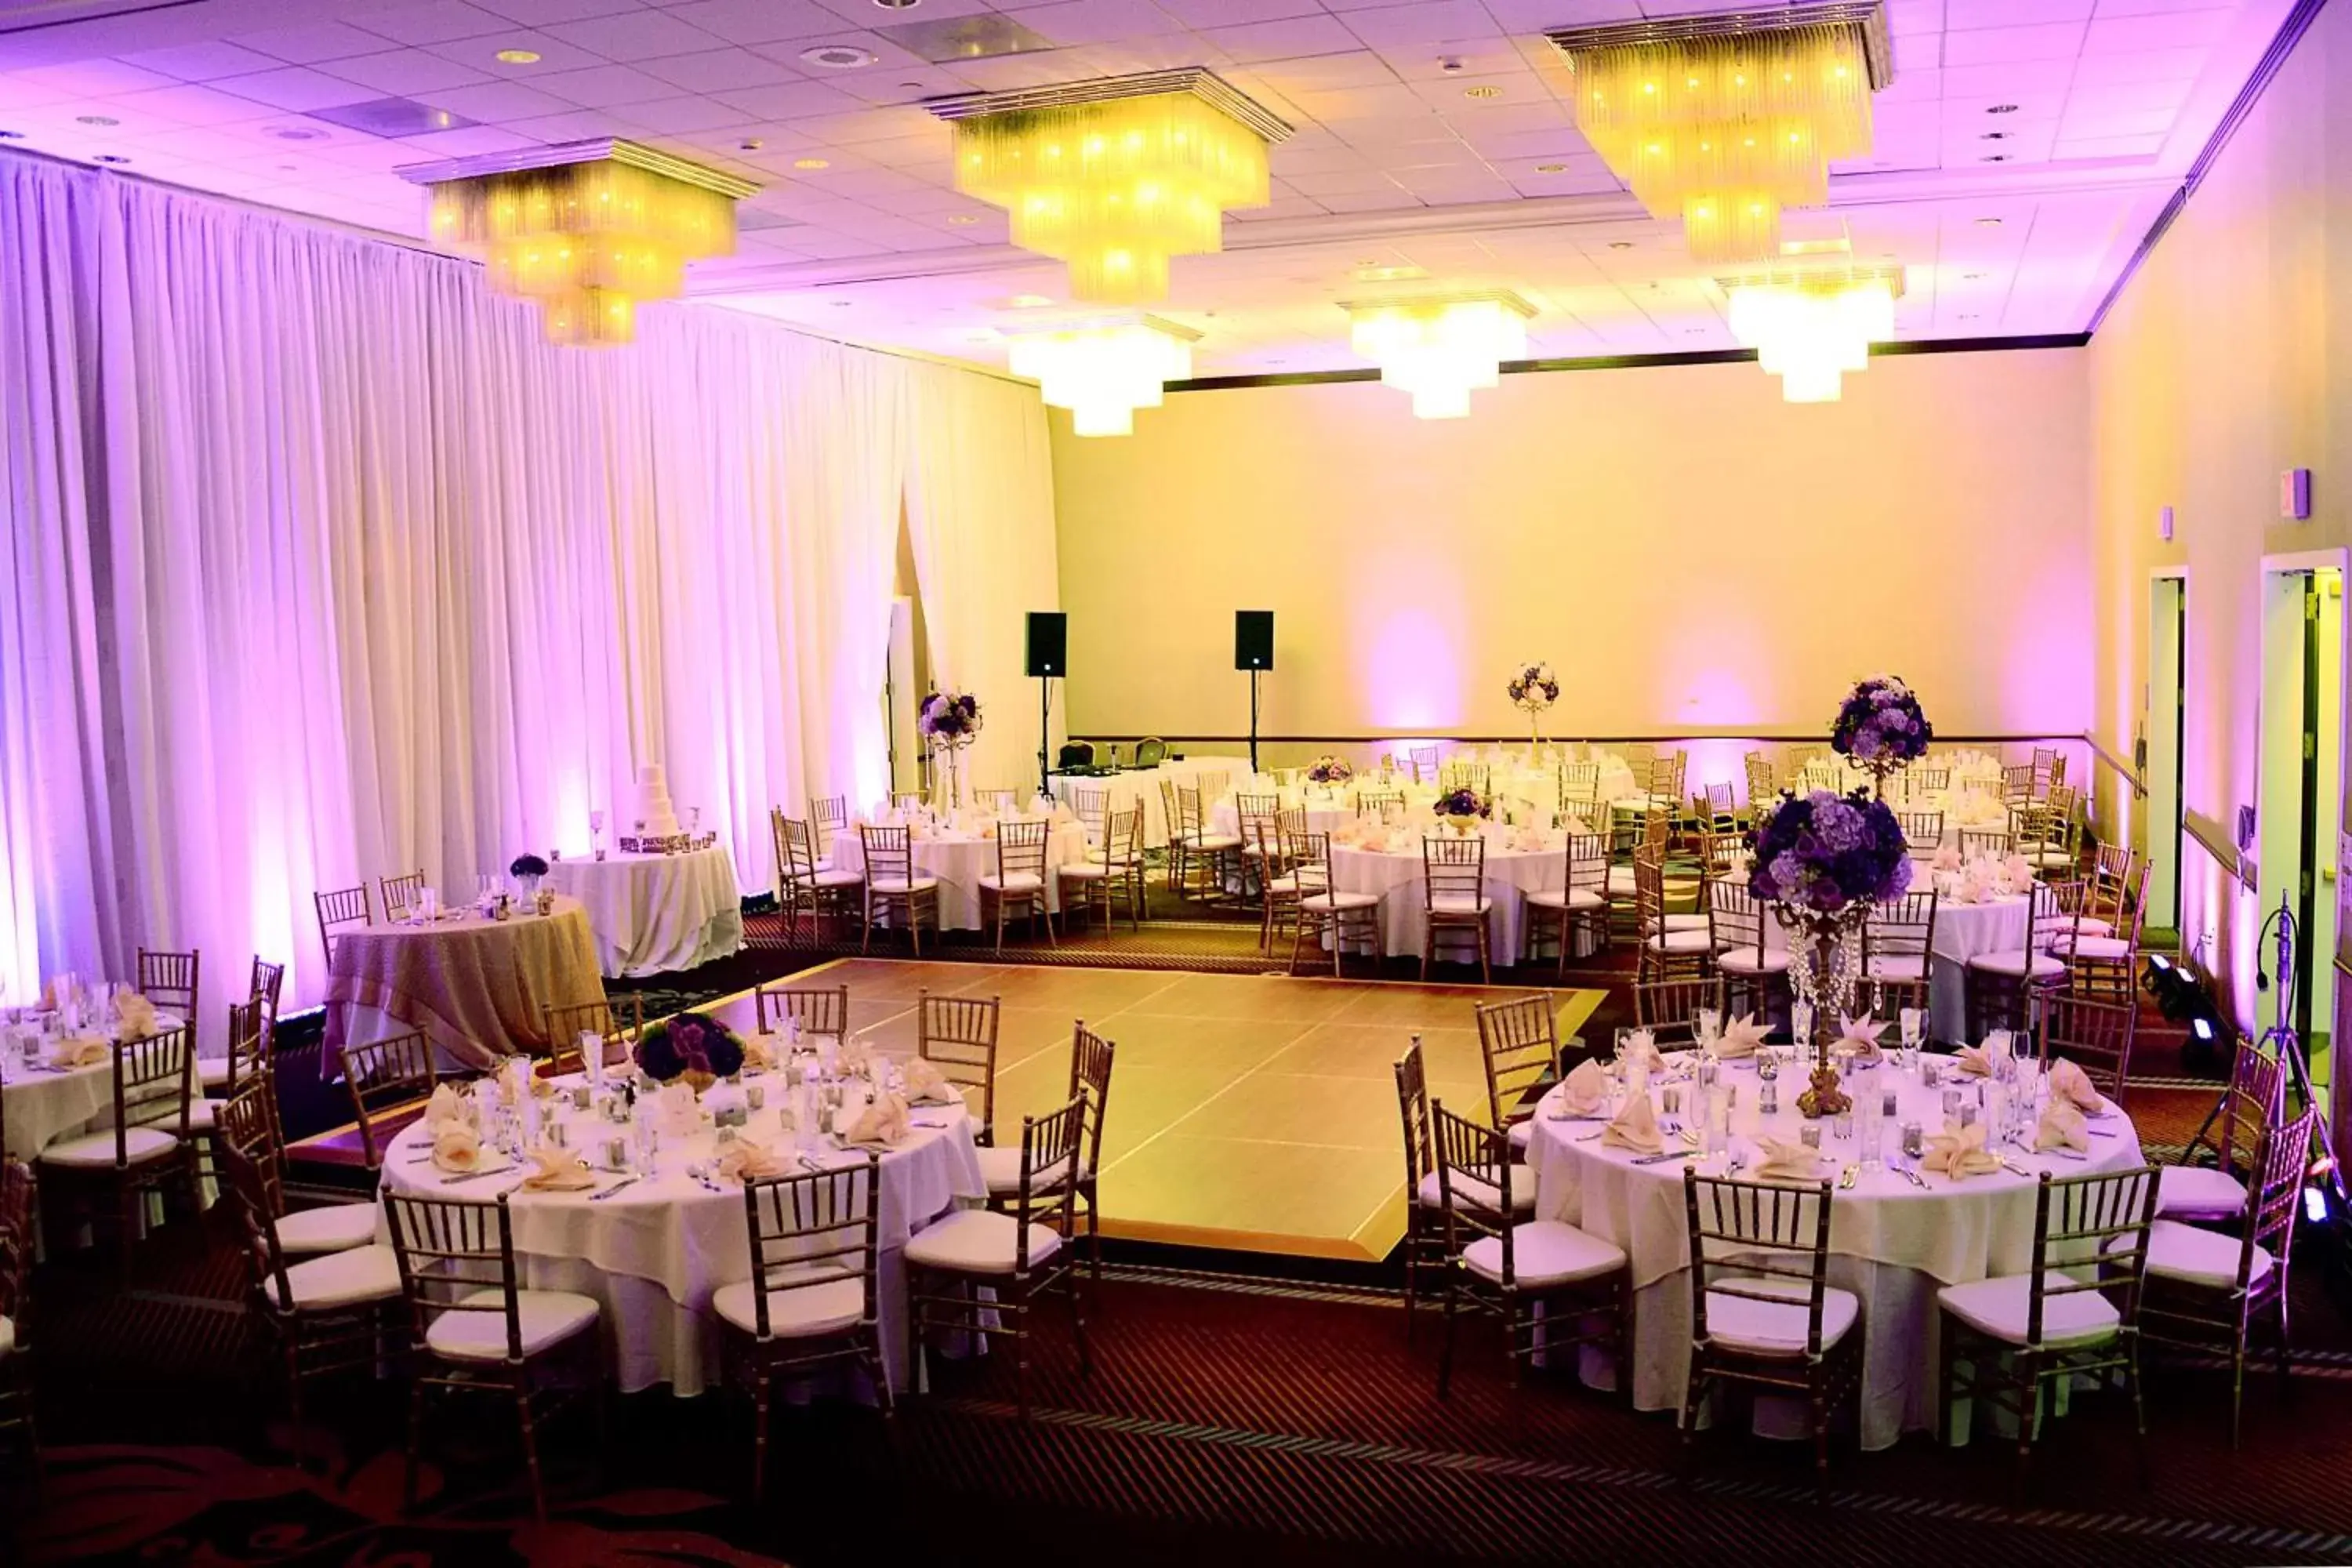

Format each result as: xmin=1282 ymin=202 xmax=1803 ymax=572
xmin=703 ymin=959 xmax=1604 ymax=1262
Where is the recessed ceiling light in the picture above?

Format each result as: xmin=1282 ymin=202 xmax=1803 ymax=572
xmin=1975 ymin=216 xmax=2004 ymax=227
xmin=495 ymin=48 xmax=540 ymax=64
xmin=946 ymin=214 xmax=979 ymax=224
xmin=1608 ymin=240 xmax=1635 ymax=249
xmin=898 ymin=80 xmax=924 ymax=89
xmin=1987 ymin=103 xmax=2020 ymax=114
xmin=1439 ymin=56 xmax=1465 ymax=74
xmin=831 ymin=299 xmax=854 ymax=307
xmin=1353 ymin=264 xmax=1426 ymax=282
xmin=1980 ymin=131 xmax=2011 ymax=140
xmin=93 ymin=154 xmax=129 ymax=164
xmin=875 ymin=0 xmax=920 ymax=8
xmin=1535 ymin=162 xmax=1566 ymax=172
xmin=266 ymin=125 xmax=328 ymax=141
xmin=739 ymin=136 xmax=763 ymax=151
xmin=1964 ymin=271 xmax=1987 ymax=280
xmin=800 ymin=44 xmax=877 ymax=69
xmin=75 ymin=114 xmax=119 ymax=126
xmin=277 ymin=163 xmax=296 ymax=172
xmin=1008 ymin=293 xmax=1054 ymax=308
xmin=793 ymin=157 xmax=830 ymax=169
xmin=1981 ymin=154 xmax=2011 ymax=162
xmin=1462 ymin=85 xmax=1502 ymax=100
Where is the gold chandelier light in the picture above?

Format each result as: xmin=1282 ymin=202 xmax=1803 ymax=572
xmin=931 ymin=70 xmax=1291 ymax=306
xmin=1001 ymin=315 xmax=1201 ymax=437
xmin=1721 ymin=263 xmax=1904 ymax=402
xmin=1548 ymin=5 xmax=1893 ymax=263
xmin=401 ymin=140 xmax=757 ymax=346
xmin=1341 ymin=292 xmax=1534 ymax=419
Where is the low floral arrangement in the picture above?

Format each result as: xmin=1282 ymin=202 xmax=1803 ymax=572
xmin=1432 ymin=786 xmax=1490 ymax=821
xmin=1507 ymin=661 xmax=1560 ymax=713
xmin=1831 ymin=675 xmax=1933 ymax=768
xmin=920 ymin=689 xmax=983 ymax=749
xmin=1747 ymin=789 xmax=1913 ymax=916
xmin=634 ymin=1011 xmax=746 ymax=1087
xmin=1305 ymin=755 xmax=1353 ymax=785
xmin=509 ymin=853 xmax=549 ymax=880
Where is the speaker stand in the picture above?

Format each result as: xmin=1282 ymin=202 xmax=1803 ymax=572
xmin=1036 ymin=674 xmax=1054 ymax=799
xmin=1247 ymin=667 xmax=1261 ymax=775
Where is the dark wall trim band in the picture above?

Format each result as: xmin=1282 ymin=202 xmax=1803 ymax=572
xmin=2087 ymin=0 xmax=2328 ymax=334
xmin=1169 ymin=334 xmax=2087 ymax=394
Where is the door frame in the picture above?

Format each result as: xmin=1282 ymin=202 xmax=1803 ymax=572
xmin=2145 ymin=567 xmax=2187 ymax=934
xmin=2257 ymin=547 xmax=2347 ymax=1055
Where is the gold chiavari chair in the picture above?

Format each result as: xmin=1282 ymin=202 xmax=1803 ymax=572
xmin=1636 ymin=852 xmax=1715 ymax=983
xmin=1634 ymin=976 xmax=1726 ymax=1045
xmin=1356 ymin=786 xmax=1405 ymax=818
xmin=2065 ymin=860 xmax=2151 ymax=1005
xmin=1895 ymin=810 xmax=1945 ymax=856
xmin=1433 ymin=1104 xmax=1628 ymax=1396
xmin=1560 ymin=760 xmax=1601 ymax=816
xmin=378 ymin=870 xmax=426 ymax=924
xmin=2001 ymin=764 xmax=2036 ymax=808
xmin=1171 ymin=784 xmax=1242 ymax=903
xmin=1473 ymin=996 xmax=1559 ymax=1153
xmin=135 ymin=948 xmax=200 ymax=1034
xmin=218 ymin=1080 xmax=379 ymax=1258
xmin=1393 ymin=1036 xmax=1465 ymax=1333
xmin=2062 ymin=842 xmax=2137 ymax=939
xmin=1957 ymin=826 xmax=2013 ymax=862
xmin=2031 ymin=746 xmax=2060 ymax=799
xmin=2157 ymin=1044 xmax=2284 ymax=1225
xmin=1912 ymin=765 xmax=1951 ymax=792
xmin=1964 ymin=880 xmax=2072 ymax=1039
xmin=779 ymin=815 xmax=862 ymax=942
xmin=186 ymin=997 xmax=270 ymax=1178
xmin=314 ymin=883 xmax=372 ymax=966
xmin=1155 ymin=779 xmax=1187 ymax=890
xmin=1864 ymin=890 xmax=1939 ymax=996
xmin=38 ymin=1025 xmax=195 ymax=1276
xmin=1250 ymin=815 xmax=1302 ymax=951
xmin=1606 ymin=808 xmax=1672 ymax=939
xmin=1233 ymin=791 xmax=1281 ymax=896
xmin=334 ymin=1031 xmax=437 ymax=1171
xmin=1936 ymin=1166 xmax=2158 ymax=1495
xmin=541 ymin=995 xmax=644 ymax=1076
xmin=1421 ymin=833 xmax=1493 ymax=982
xmin=251 ymin=956 xmax=285 ymax=1035
xmin=1523 ymin=831 xmax=1608 ymax=975
xmin=858 ymin=825 xmax=939 ymax=956
xmin=1742 ymin=753 xmax=1777 ymax=816
xmin=1681 ymin=1169 xmax=1863 ymax=1491
xmin=2033 ymin=991 xmax=2136 ymax=1108
xmin=1287 ymin=829 xmax=1381 ymax=976
xmin=1707 ymin=879 xmax=1788 ymax=1018
xmin=906 ymin=1094 xmax=1091 ymax=1418
xmin=1409 ymin=745 xmax=1439 ymax=785
xmin=980 ymin=819 xmax=1054 ymax=953
xmin=1057 ymin=808 xmax=1145 ymax=932
xmin=1068 ymin=784 xmax=1109 ymax=847
xmin=2136 ymin=1106 xmax=2314 ymax=1448
xmin=722 ymin=1160 xmax=890 ymax=1501
xmin=2015 ymin=785 xmax=2079 ymax=877
xmin=1693 ymin=830 xmax=1745 ymax=887
xmin=889 ymin=791 xmax=927 ymax=815
xmin=920 ymin=991 xmax=1001 ymax=1145
xmin=386 ymin=1192 xmax=603 ymax=1521
xmin=1646 ymin=750 xmax=1689 ymax=834
xmin=753 ymin=982 xmax=849 ymax=1041
xmin=1697 ymin=781 xmax=1739 ymax=836
xmin=1065 ymin=1023 xmax=1116 ymax=1286
xmin=0 ymin=1160 xmax=34 ymax=1469
xmin=808 ymin=794 xmax=849 ymax=866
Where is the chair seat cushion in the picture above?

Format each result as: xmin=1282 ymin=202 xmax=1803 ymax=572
xmin=1705 ymin=1276 xmax=1861 ymax=1356
xmin=40 ymin=1126 xmax=180 ymax=1169
xmin=1265 ymin=875 xmax=1300 ymax=895
xmin=274 ymin=1203 xmax=382 ymax=1256
xmin=903 ymin=1207 xmax=1062 ymax=1276
xmin=1866 ymin=953 xmax=1928 ymax=979
xmin=270 ymin=1243 xmax=402 ymax=1312
xmin=1646 ymin=929 xmax=1716 ymax=954
xmin=1966 ymin=949 xmax=2068 ymax=979
xmin=1058 ymin=861 xmax=1136 ymax=881
xmin=1303 ymin=891 xmax=1383 ymax=912
xmin=2125 ymin=1218 xmax=2273 ymax=1291
xmin=713 ymin=1272 xmax=867 ymax=1340
xmin=2028 ymin=850 xmax=2075 ymax=869
xmin=2155 ymin=1163 xmax=2249 ymax=1220
xmin=1416 ymin=1167 xmax=1535 ymax=1215
xmin=198 ymin=1057 xmax=232 ymax=1089
xmin=978 ymin=873 xmax=1043 ymax=893
xmin=1508 ymin=1120 xmax=1534 ymax=1152
xmin=2067 ymin=936 xmax=2132 ymax=961
xmin=1606 ymin=866 xmax=1638 ymax=895
xmin=1464 ymin=1221 xmax=1625 ymax=1289
xmin=1429 ymin=893 xmax=1493 ymax=916
xmin=1719 ymin=948 xmax=1793 ymax=976
xmin=183 ymin=1098 xmax=222 ymax=1132
xmin=2055 ymin=916 xmax=2114 ymax=938
xmin=809 ymin=869 xmax=864 ymax=889
xmin=1938 ymin=1271 xmax=2117 ymax=1348
xmin=0 ymin=1316 xmax=13 ymax=1358
xmin=867 ymin=876 xmax=939 ymax=895
xmin=1185 ymin=834 xmax=1243 ymax=852
xmin=1661 ymin=913 xmax=1710 ymax=931
xmin=1526 ymin=887 xmax=1605 ymax=912
xmin=975 ymin=1143 xmax=1092 ymax=1197
xmin=426 ymin=1287 xmax=601 ymax=1362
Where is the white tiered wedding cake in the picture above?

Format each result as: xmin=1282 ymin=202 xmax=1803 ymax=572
xmin=627 ymin=764 xmax=681 ymax=838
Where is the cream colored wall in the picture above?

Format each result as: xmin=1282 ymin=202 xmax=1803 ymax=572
xmin=1051 ymin=349 xmax=2092 ymax=746
xmin=2087 ymin=2 xmax=2352 ymax=1028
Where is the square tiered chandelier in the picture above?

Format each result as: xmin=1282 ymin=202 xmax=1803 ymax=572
xmin=400 ymin=140 xmax=757 ymax=346
xmin=1000 ymin=314 xmax=1202 ymax=437
xmin=1341 ymin=292 xmax=1536 ymax=420
xmin=1720 ymin=263 xmax=1905 ymax=402
xmin=1548 ymin=3 xmax=1894 ymax=264
xmin=929 ymin=69 xmax=1292 ymax=306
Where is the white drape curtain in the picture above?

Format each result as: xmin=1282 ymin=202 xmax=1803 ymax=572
xmin=0 ymin=153 xmax=1054 ymax=1018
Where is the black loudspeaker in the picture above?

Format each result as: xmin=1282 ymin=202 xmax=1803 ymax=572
xmin=1026 ymin=612 xmax=1067 ymax=677
xmin=1235 ymin=610 xmax=1274 ymax=671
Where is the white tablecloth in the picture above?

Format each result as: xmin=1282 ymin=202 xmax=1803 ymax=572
xmin=1769 ymin=894 xmax=2031 ymax=1045
xmin=833 ymin=821 xmax=1091 ymax=931
xmin=3 ymin=1057 xmax=113 ymax=1160
xmin=542 ymin=847 xmax=745 ymax=979
xmin=1526 ymin=1052 xmax=2143 ymax=1449
xmin=1049 ymin=756 xmax=1253 ymax=848
xmin=378 ymin=1073 xmax=985 ymax=1397
xmin=1328 ymin=829 xmax=1566 ymax=964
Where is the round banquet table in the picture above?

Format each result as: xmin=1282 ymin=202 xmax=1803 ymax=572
xmin=325 ymin=899 xmax=606 ymax=1074
xmin=1767 ymin=890 xmax=2031 ymax=1045
xmin=0 ymin=1009 xmax=184 ymax=1159
xmin=831 ymin=820 xmax=1091 ymax=931
xmin=1327 ymin=828 xmax=1566 ymax=965
xmin=542 ymin=847 xmax=745 ymax=979
xmin=1526 ymin=1051 xmax=2144 ymax=1450
xmin=376 ymin=1073 xmax=984 ymax=1397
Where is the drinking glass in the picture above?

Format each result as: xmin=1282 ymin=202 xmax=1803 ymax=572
xmin=1898 ymin=1007 xmax=1923 ymax=1071
xmin=1697 ymin=1008 xmax=1722 ymax=1051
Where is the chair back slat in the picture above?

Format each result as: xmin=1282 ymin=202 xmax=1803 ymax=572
xmin=860 ymin=825 xmax=915 ymax=887
xmin=1474 ymin=996 xmax=1558 ymax=1126
xmin=1706 ymin=878 xmax=1766 ymax=963
xmin=386 ymin=1191 xmax=527 ymax=1362
xmin=2242 ymin=1106 xmax=2317 ymax=1286
xmin=754 ymin=982 xmax=850 ymax=1040
xmin=2034 ymin=992 xmax=2135 ymax=1102
xmin=1683 ymin=1170 xmax=1837 ymax=1357
xmin=1866 ymin=891 xmax=1938 ymax=965
xmin=1431 ymin=1103 xmax=1514 ymax=1268
xmin=1069 ymin=1022 xmax=1116 ymax=1176
xmin=543 ymin=996 xmax=643 ymax=1075
xmin=336 ymin=1031 xmax=436 ymax=1167
xmin=113 ymin=1026 xmax=193 ymax=1163
xmin=1634 ymin=978 xmax=1726 ymax=1044
xmin=379 ymin=870 xmax=426 ymax=923
xmin=919 ymin=992 xmax=1000 ymax=1133
xmin=136 ymin=949 xmax=201 ymax=1022
xmin=2020 ymin=1165 xmax=2157 ymax=1347
xmin=216 ymin=1138 xmax=298 ymax=1316
xmin=742 ymin=1157 xmax=880 ymax=1338
xmin=1014 ymin=1095 xmax=1087 ymax=1264
xmin=314 ymin=884 xmax=372 ymax=964
xmin=996 ymin=818 xmax=1050 ymax=883
xmin=1394 ymin=1036 xmax=1432 ymax=1190
xmin=1422 ymin=833 xmax=1486 ymax=913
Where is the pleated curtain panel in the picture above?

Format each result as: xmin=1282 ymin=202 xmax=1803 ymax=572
xmin=0 ymin=151 xmax=1060 ymax=1018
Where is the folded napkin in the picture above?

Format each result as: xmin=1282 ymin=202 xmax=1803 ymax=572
xmin=2003 ymin=853 xmax=2035 ymax=888
xmin=1714 ymin=1014 xmax=1771 ymax=1059
xmin=1617 ymin=1029 xmax=1662 ymax=1078
xmin=1560 ymin=816 xmax=1592 ymax=837
xmin=837 ymin=1036 xmax=876 ymax=1077
xmin=1753 ymin=1136 xmax=1826 ymax=1181
xmin=1922 ymin=1122 xmax=2001 ymax=1179
xmin=46 ymin=1036 xmax=109 ymax=1069
xmin=112 ymin=990 xmax=161 ymax=1040
xmin=423 ymin=1082 xmax=477 ymax=1131
xmin=1953 ymin=1044 xmax=1994 ymax=1077
xmin=1835 ymin=1013 xmax=1886 ymax=1062
xmin=1555 ymin=1058 xmax=1609 ymax=1116
xmin=844 ymin=1092 xmax=910 ymax=1149
xmin=1600 ymin=1092 xmax=1664 ymax=1155
xmin=717 ymin=1140 xmax=792 ymax=1184
xmin=431 ymin=1122 xmax=485 ymax=1173
xmin=519 ymin=1143 xmax=596 ymax=1192
xmin=1932 ymin=844 xmax=1963 ymax=873
xmin=739 ymin=1034 xmax=775 ymax=1073
xmin=2048 ymin=1058 xmax=2103 ymax=1113
xmin=902 ymin=1057 xmax=963 ymax=1107
xmin=2035 ymin=1098 xmax=2090 ymax=1154
xmin=655 ymin=1080 xmax=702 ymax=1138
xmin=499 ymin=1055 xmax=531 ymax=1108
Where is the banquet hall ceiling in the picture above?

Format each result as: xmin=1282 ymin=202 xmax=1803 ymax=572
xmin=0 ymin=0 xmax=2299 ymax=376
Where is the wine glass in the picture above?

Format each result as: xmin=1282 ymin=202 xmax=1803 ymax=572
xmin=589 ymin=808 xmax=605 ymax=855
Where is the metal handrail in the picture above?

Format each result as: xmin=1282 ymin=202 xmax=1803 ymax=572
xmin=2082 ymin=734 xmax=2147 ymax=800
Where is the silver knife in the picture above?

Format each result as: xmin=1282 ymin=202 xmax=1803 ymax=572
xmin=590 ymin=1175 xmax=641 ymax=1201
xmin=441 ymin=1163 xmax=512 ymax=1185
xmin=1838 ymin=1163 xmax=1860 ymax=1189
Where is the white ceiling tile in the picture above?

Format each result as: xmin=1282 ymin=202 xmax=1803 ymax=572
xmin=1013 ymin=0 xmax=1190 ymax=47
xmin=545 ymin=9 xmax=736 ymax=59
xmin=2069 ymin=45 xmax=2209 ymax=84
xmin=1941 ymin=21 xmax=2088 ymax=65
xmin=324 ymin=49 xmax=499 ymax=96
xmin=213 ymin=66 xmax=394 ymax=113
xmin=1483 ymin=0 xmax=1639 ymax=27
xmin=664 ymin=0 xmax=862 ymax=45
xmin=609 ymin=93 xmax=763 ymax=132
xmin=1341 ymin=1 xmax=1504 ymax=49
xmin=117 ymin=42 xmax=289 ymax=82
xmin=528 ymin=61 xmax=695 ymax=106
xmin=498 ymin=107 xmax=639 ymax=139
xmin=471 ymin=0 xmax=649 ymax=24
xmin=8 ymin=59 xmax=180 ymax=95
xmin=103 ymin=84 xmax=280 ymax=128
xmin=231 ymin=24 xmax=407 ymax=66
xmin=1940 ymin=57 xmax=2077 ymax=97
xmin=2054 ymin=132 xmax=2167 ymax=157
xmin=2083 ymin=9 xmax=2238 ymax=51
xmin=708 ymin=77 xmax=866 ymax=118
xmin=354 ymin=3 xmax=522 ymax=47
xmin=1155 ymin=0 xmax=1322 ymax=24
xmin=412 ymin=78 xmax=583 ymax=122
xmin=1944 ymin=0 xmax=2092 ymax=27
xmin=635 ymin=48 xmax=805 ymax=93
xmin=1198 ymin=15 xmax=1364 ymax=64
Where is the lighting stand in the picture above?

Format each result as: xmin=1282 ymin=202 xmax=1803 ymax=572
xmin=1247 ymin=667 xmax=1261 ymax=775
xmin=1036 ymin=674 xmax=1055 ymax=799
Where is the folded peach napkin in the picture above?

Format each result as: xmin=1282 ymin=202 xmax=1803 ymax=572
xmin=739 ymin=1035 xmax=775 ymax=1072
xmin=1600 ymin=1092 xmax=1664 ymax=1155
xmin=1714 ymin=1014 xmax=1771 ymax=1059
xmin=845 ymin=1092 xmax=910 ymax=1149
xmin=1754 ymin=1136 xmax=1826 ymax=1181
xmin=1835 ymin=1014 xmax=1886 ymax=1062
xmin=655 ymin=1081 xmax=702 ymax=1138
xmin=1554 ymin=1058 xmax=1609 ymax=1116
xmin=717 ymin=1140 xmax=792 ymax=1183
xmin=2003 ymin=853 xmax=2035 ymax=888
xmin=902 ymin=1057 xmax=963 ymax=1106
xmin=46 ymin=1036 xmax=109 ymax=1069
xmin=1932 ymin=844 xmax=1963 ymax=873
xmin=2048 ymin=1058 xmax=2102 ymax=1112
xmin=431 ymin=1122 xmax=485 ymax=1173
xmin=1922 ymin=1123 xmax=2001 ymax=1179
xmin=423 ymin=1083 xmax=476 ymax=1131
xmin=2035 ymin=1099 xmax=2090 ymax=1154
xmin=1617 ymin=1029 xmax=1662 ymax=1077
xmin=112 ymin=991 xmax=161 ymax=1040
xmin=1954 ymin=1044 xmax=1994 ymax=1077
xmin=520 ymin=1143 xmax=596 ymax=1192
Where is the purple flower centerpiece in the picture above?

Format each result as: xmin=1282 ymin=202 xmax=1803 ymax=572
xmin=919 ymin=688 xmax=984 ymax=810
xmin=634 ymin=1011 xmax=748 ymax=1093
xmin=1507 ymin=660 xmax=1561 ymax=746
xmin=1831 ymin=675 xmax=1933 ymax=795
xmin=1432 ymin=786 xmax=1490 ymax=836
xmin=1748 ymin=789 xmax=1913 ymax=1053
xmin=1305 ymin=755 xmax=1353 ymax=787
xmin=508 ymin=853 xmax=549 ymax=896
